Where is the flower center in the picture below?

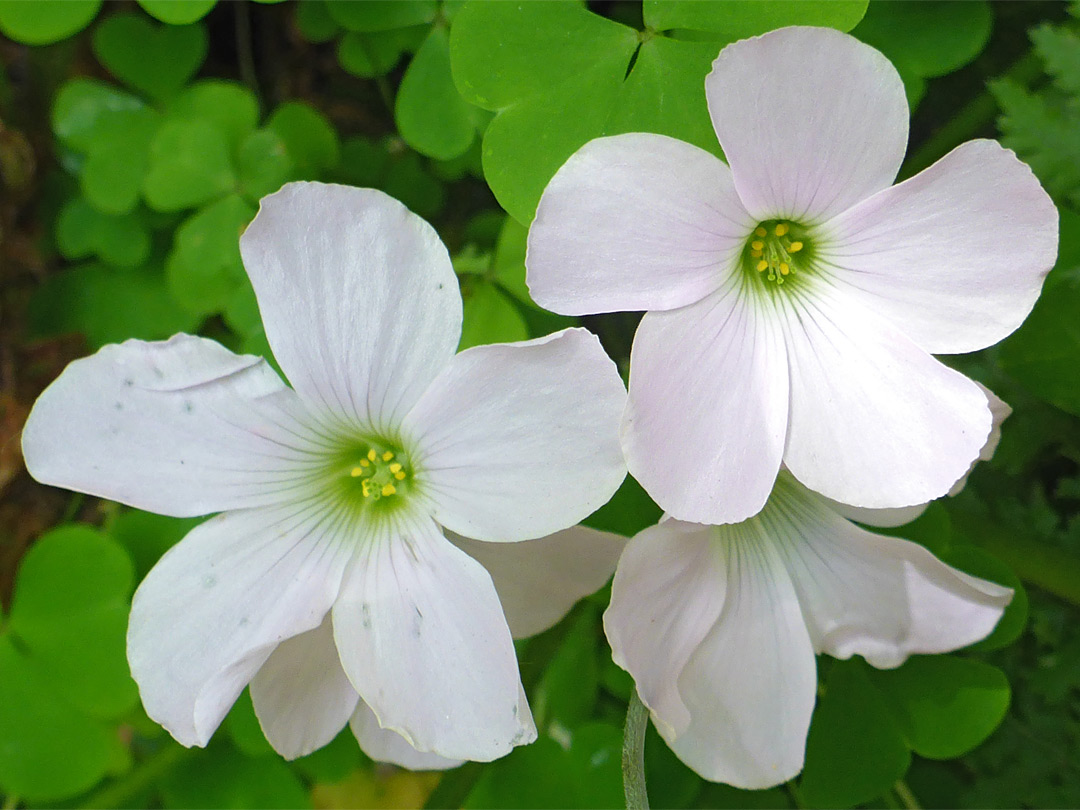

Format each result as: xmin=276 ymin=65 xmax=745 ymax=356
xmin=742 ymin=220 xmax=811 ymax=286
xmin=346 ymin=444 xmax=411 ymax=502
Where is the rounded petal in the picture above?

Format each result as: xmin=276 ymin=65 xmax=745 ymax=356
xmin=449 ymin=525 xmax=625 ymax=639
xmin=764 ymin=474 xmax=1013 ymax=668
xmin=948 ymin=385 xmax=1011 ymax=496
xmin=332 ymin=513 xmax=536 ymax=761
xmin=827 ymin=501 xmax=929 ymax=529
xmin=820 ymin=140 xmax=1058 ymax=354
xmin=239 ymin=182 xmax=462 ymax=435
xmin=403 ymin=328 xmax=626 ymax=542
xmin=606 ymin=518 xmax=818 ymax=788
xmin=22 ymin=334 xmax=325 ymax=518
xmin=706 ymin=27 xmax=909 ymax=223
xmin=604 ymin=520 xmax=728 ymax=740
xmin=526 ymin=133 xmax=754 ymax=315
xmin=128 ymin=503 xmax=354 ymax=747
xmin=250 ymin=615 xmax=359 ymax=759
xmin=780 ymin=282 xmax=991 ymax=508
xmin=350 ymin=701 xmax=463 ymax=771
xmin=624 ymin=285 xmax=788 ymax=524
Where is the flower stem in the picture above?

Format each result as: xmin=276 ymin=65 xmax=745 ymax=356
xmin=622 ymin=688 xmax=650 ymax=810
xmin=82 ymin=744 xmax=190 ymax=809
xmin=894 ymin=779 xmax=921 ymax=810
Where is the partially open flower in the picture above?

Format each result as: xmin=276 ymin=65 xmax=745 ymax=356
xmin=603 ymin=472 xmax=1011 ymax=788
xmin=22 ymin=182 xmax=627 ymax=763
xmin=526 ymin=25 xmax=1057 ymax=525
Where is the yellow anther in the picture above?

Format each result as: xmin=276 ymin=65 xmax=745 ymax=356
xmin=359 ymin=458 xmax=370 ymax=467
xmin=751 ymin=240 xmax=764 ymax=250
xmin=382 ymin=451 xmax=394 ymax=461
xmin=350 ymin=467 xmax=364 ymax=477
xmin=389 ymin=462 xmax=402 ymax=473
xmin=788 ymin=241 xmax=803 ymax=252
xmin=381 ymin=484 xmax=396 ymax=497
xmin=755 ymin=226 xmax=767 ymax=237
xmin=756 ymin=260 xmax=768 ymax=272
xmin=394 ymin=471 xmax=406 ymax=480
xmin=367 ymin=449 xmax=377 ymax=462
xmin=779 ymin=262 xmax=790 ymax=275
xmin=362 ymin=479 xmax=374 ymax=497
xmin=775 ymin=223 xmax=789 ymax=236
xmin=750 ymin=249 xmax=762 ymax=258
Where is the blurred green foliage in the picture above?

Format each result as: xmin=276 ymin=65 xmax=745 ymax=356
xmin=1 ymin=1 xmax=1078 ymax=808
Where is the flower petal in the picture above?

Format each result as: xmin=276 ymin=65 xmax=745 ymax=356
xmin=526 ymin=133 xmax=754 ymax=315
xmin=820 ymin=140 xmax=1057 ymax=354
xmin=349 ymin=701 xmax=463 ymax=771
xmin=22 ymin=334 xmax=325 ymax=518
xmin=603 ymin=521 xmax=727 ymax=740
xmin=624 ymin=284 xmax=788 ymax=524
xmin=250 ymin=615 xmax=359 ymax=759
xmin=403 ymin=328 xmax=626 ymax=542
xmin=239 ymin=182 xmax=462 ymax=435
xmin=128 ymin=503 xmax=354 ymax=747
xmin=332 ymin=513 xmax=535 ymax=761
xmin=780 ymin=282 xmax=991 ymax=508
xmin=826 ymin=502 xmax=929 ymax=529
xmin=764 ymin=474 xmax=1012 ymax=668
xmin=948 ymin=385 xmax=1011 ymax=496
xmin=606 ymin=518 xmax=817 ymax=788
xmin=449 ymin=525 xmax=625 ymax=639
xmin=706 ymin=27 xmax=908 ymax=223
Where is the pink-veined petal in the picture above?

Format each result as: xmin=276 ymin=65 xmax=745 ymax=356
xmin=22 ymin=334 xmax=326 ymax=517
xmin=779 ymin=281 xmax=991 ymax=509
xmin=128 ymin=503 xmax=354 ymax=747
xmin=706 ymin=27 xmax=908 ymax=223
xmin=606 ymin=518 xmax=817 ymax=788
xmin=403 ymin=328 xmax=626 ymax=542
xmin=526 ymin=133 xmax=754 ymax=315
xmin=624 ymin=284 xmax=788 ymax=524
xmin=239 ymin=182 xmax=462 ymax=436
xmin=820 ymin=140 xmax=1057 ymax=354
xmin=250 ymin=614 xmax=359 ymax=759
xmin=764 ymin=474 xmax=1012 ymax=668
xmin=350 ymin=701 xmax=464 ymax=771
xmin=449 ymin=525 xmax=625 ymax=639
xmin=332 ymin=513 xmax=535 ymax=761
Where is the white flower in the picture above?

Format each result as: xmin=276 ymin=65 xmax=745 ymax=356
xmin=21 ymin=182 xmax=628 ymax=763
xmin=603 ymin=471 xmax=1012 ymax=789
xmin=526 ymin=25 xmax=1057 ymax=525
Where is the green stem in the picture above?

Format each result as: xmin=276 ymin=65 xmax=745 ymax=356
xmin=622 ymin=689 xmax=650 ymax=810
xmin=952 ymin=506 xmax=1080 ymax=607
xmin=894 ymin=779 xmax=921 ymax=810
xmin=235 ymin=1 xmax=259 ymax=95
xmin=82 ymin=744 xmax=190 ymax=809
xmin=900 ymin=49 xmax=1044 ymax=179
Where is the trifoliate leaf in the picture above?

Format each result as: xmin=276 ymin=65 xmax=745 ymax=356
xmin=52 ymin=78 xmax=145 ymax=154
xmin=237 ymin=129 xmax=293 ymax=203
xmin=92 ymin=13 xmax=208 ymax=101
xmin=325 ymin=0 xmax=436 ymax=32
xmin=643 ymin=0 xmax=868 ymax=39
xmin=267 ymin=101 xmax=340 ymax=178
xmin=56 ymin=197 xmax=150 ymax=267
xmin=395 ymin=25 xmax=476 ymax=160
xmin=137 ymin=0 xmax=217 ymax=25
xmin=337 ymin=26 xmax=425 ymax=77
xmin=296 ymin=0 xmax=340 ymax=43
xmin=80 ymin=107 xmax=160 ymax=215
xmin=870 ymin=656 xmax=1010 ymax=760
xmin=167 ymin=80 xmax=260 ymax=155
xmin=0 ymin=0 xmax=101 ymax=45
xmin=144 ymin=118 xmax=236 ymax=211
xmin=458 ymin=279 xmax=528 ymax=350
xmin=165 ymin=194 xmax=255 ymax=315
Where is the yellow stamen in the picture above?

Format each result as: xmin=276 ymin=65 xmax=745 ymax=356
xmin=756 ymin=260 xmax=768 ymax=272
xmin=394 ymin=471 xmax=406 ymax=480
xmin=755 ymin=226 xmax=767 ymax=237
xmin=779 ymin=262 xmax=790 ymax=275
xmin=381 ymin=483 xmax=396 ymax=497
xmin=367 ymin=449 xmax=377 ymax=462
xmin=350 ymin=467 xmax=364 ymax=477
xmin=775 ymin=223 xmax=789 ymax=236
xmin=788 ymin=241 xmax=803 ymax=252
xmin=389 ymin=462 xmax=402 ymax=473
xmin=751 ymin=240 xmax=764 ymax=250
xmin=750 ymin=249 xmax=762 ymax=258
xmin=359 ymin=458 xmax=370 ymax=468
xmin=382 ymin=451 xmax=394 ymax=461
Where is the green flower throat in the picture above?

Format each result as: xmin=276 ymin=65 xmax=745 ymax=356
xmin=741 ymin=220 xmax=815 ymax=287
